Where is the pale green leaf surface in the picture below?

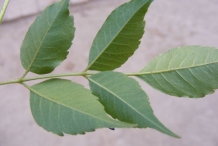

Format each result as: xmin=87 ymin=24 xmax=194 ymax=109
xmin=89 ymin=71 xmax=179 ymax=138
xmin=138 ymin=46 xmax=218 ymax=98
xmin=29 ymin=79 xmax=135 ymax=136
xmin=86 ymin=0 xmax=153 ymax=71
xmin=20 ymin=0 xmax=75 ymax=74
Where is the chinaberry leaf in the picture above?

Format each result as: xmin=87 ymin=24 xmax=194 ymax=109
xmin=86 ymin=0 xmax=153 ymax=71
xmin=89 ymin=71 xmax=179 ymax=138
xmin=138 ymin=46 xmax=218 ymax=98
xmin=28 ymin=79 xmax=135 ymax=136
xmin=20 ymin=0 xmax=75 ymax=74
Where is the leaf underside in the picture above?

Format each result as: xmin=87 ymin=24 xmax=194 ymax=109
xmin=87 ymin=0 xmax=153 ymax=71
xmin=20 ymin=0 xmax=75 ymax=74
xmin=89 ymin=71 xmax=179 ymax=138
xmin=138 ymin=46 xmax=218 ymax=98
xmin=29 ymin=79 xmax=135 ymax=136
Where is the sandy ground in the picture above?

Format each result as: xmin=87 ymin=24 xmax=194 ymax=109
xmin=0 ymin=0 xmax=218 ymax=146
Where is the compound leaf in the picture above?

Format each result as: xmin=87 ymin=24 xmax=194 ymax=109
xmin=86 ymin=0 xmax=153 ymax=71
xmin=28 ymin=79 xmax=135 ymax=136
xmin=138 ymin=46 xmax=218 ymax=98
xmin=89 ymin=71 xmax=179 ymax=138
xmin=20 ymin=0 xmax=75 ymax=74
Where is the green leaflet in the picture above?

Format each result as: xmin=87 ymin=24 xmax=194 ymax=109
xmin=89 ymin=71 xmax=179 ymax=138
xmin=138 ymin=46 xmax=218 ymax=98
xmin=86 ymin=0 xmax=153 ymax=71
xmin=28 ymin=79 xmax=135 ymax=136
xmin=20 ymin=0 xmax=75 ymax=74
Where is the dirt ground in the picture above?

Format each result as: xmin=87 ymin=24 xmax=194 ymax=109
xmin=0 ymin=0 xmax=218 ymax=146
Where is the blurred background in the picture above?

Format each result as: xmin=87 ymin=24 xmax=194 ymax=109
xmin=0 ymin=0 xmax=218 ymax=145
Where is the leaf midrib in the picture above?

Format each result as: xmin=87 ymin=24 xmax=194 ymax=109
xmin=25 ymin=1 xmax=65 ymax=73
xmin=89 ymin=77 xmax=168 ymax=132
xmin=139 ymin=61 xmax=218 ymax=76
xmin=87 ymin=0 xmax=149 ymax=70
xmin=29 ymin=86 xmax=121 ymax=126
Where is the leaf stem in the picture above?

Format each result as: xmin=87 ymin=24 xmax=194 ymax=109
xmin=21 ymin=70 xmax=29 ymax=79
xmin=125 ymin=73 xmax=144 ymax=76
xmin=0 ymin=71 xmax=141 ymax=86
xmin=0 ymin=79 xmax=21 ymax=85
xmin=0 ymin=72 xmax=94 ymax=85
xmin=22 ymin=72 xmax=94 ymax=82
xmin=0 ymin=0 xmax=10 ymax=24
xmin=21 ymin=82 xmax=30 ymax=90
